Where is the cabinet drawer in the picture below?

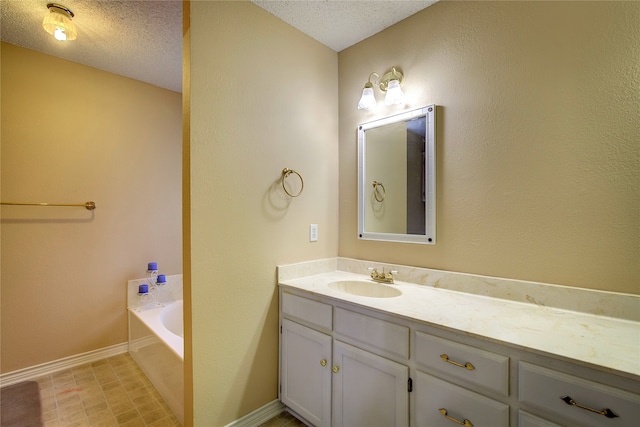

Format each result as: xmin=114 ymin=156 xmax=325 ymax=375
xmin=414 ymin=371 xmax=509 ymax=427
xmin=415 ymin=331 xmax=509 ymax=396
xmin=282 ymin=292 xmax=332 ymax=331
xmin=334 ymin=307 xmax=409 ymax=360
xmin=518 ymin=411 xmax=563 ymax=427
xmin=519 ymin=362 xmax=640 ymax=427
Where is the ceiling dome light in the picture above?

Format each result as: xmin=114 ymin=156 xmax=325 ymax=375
xmin=43 ymin=3 xmax=77 ymax=41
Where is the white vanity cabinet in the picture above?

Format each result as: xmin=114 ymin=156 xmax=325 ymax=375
xmin=279 ymin=286 xmax=640 ymax=427
xmin=280 ymin=290 xmax=410 ymax=427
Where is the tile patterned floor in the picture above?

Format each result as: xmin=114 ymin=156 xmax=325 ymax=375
xmin=259 ymin=411 xmax=308 ymax=427
xmin=30 ymin=351 xmax=305 ymax=427
xmin=34 ymin=353 xmax=181 ymax=426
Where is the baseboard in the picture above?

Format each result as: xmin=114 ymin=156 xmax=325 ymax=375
xmin=224 ymin=399 xmax=285 ymax=427
xmin=0 ymin=342 xmax=129 ymax=387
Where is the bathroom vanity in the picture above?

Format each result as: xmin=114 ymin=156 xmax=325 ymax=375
xmin=277 ymin=258 xmax=640 ymax=427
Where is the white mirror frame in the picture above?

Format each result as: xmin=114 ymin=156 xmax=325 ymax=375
xmin=357 ymin=105 xmax=436 ymax=244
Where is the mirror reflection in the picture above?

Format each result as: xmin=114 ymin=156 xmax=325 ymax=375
xmin=358 ymin=105 xmax=436 ymax=244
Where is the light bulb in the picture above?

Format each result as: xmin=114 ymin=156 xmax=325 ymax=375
xmin=54 ymin=28 xmax=67 ymax=41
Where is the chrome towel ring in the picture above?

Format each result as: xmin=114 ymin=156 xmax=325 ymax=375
xmin=282 ymin=168 xmax=304 ymax=197
xmin=372 ymin=181 xmax=385 ymax=202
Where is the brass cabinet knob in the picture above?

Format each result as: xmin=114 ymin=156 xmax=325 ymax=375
xmin=320 ymin=359 xmax=327 ymax=367
xmin=332 ymin=365 xmax=340 ymax=373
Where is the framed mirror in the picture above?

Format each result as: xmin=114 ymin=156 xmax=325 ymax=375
xmin=357 ymin=105 xmax=436 ymax=244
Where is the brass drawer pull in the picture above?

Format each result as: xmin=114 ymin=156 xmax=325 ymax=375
xmin=332 ymin=365 xmax=340 ymax=373
xmin=560 ymin=396 xmax=619 ymax=419
xmin=320 ymin=359 xmax=327 ymax=367
xmin=439 ymin=408 xmax=473 ymax=427
xmin=441 ymin=354 xmax=475 ymax=370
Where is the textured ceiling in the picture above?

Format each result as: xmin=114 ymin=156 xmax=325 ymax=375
xmin=1 ymin=0 xmax=183 ymax=92
xmin=251 ymin=0 xmax=438 ymax=52
xmin=1 ymin=1 xmax=437 ymax=94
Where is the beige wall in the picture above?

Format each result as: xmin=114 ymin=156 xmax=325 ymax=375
xmin=188 ymin=1 xmax=338 ymax=425
xmin=339 ymin=1 xmax=640 ymax=294
xmin=0 ymin=43 xmax=183 ymax=373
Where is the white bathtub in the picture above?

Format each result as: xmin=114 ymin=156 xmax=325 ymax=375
xmin=129 ymin=300 xmax=184 ymax=425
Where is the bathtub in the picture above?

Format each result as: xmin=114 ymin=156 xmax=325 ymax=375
xmin=128 ymin=300 xmax=184 ymax=425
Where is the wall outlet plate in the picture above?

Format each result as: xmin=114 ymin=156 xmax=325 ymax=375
xmin=310 ymin=224 xmax=318 ymax=242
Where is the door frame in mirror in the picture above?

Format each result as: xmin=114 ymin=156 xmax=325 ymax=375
xmin=357 ymin=105 xmax=436 ymax=244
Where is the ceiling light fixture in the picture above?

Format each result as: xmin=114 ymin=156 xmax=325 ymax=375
xmin=357 ymin=67 xmax=405 ymax=110
xmin=42 ymin=3 xmax=77 ymax=41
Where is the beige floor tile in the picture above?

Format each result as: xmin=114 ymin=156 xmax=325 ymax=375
xmin=42 ymin=409 xmax=60 ymax=422
xmin=110 ymin=399 xmax=136 ymax=416
xmin=54 ymin=378 xmax=77 ymax=392
xmin=41 ymin=395 xmax=58 ymax=412
xmin=63 ymin=420 xmax=91 ymax=427
xmin=127 ymin=386 xmax=151 ymax=401
xmin=83 ymin=399 xmax=109 ymax=415
xmin=142 ymin=408 xmax=168 ymax=425
xmin=104 ymin=386 xmax=129 ymax=402
xmin=147 ymin=417 xmax=177 ymax=427
xmin=136 ymin=399 xmax=162 ymax=414
xmin=58 ymin=409 xmax=87 ymax=424
xmin=87 ymin=409 xmax=118 ymax=425
xmin=120 ymin=417 xmax=146 ymax=427
xmin=115 ymin=409 xmax=139 ymax=424
xmin=101 ymin=380 xmax=123 ymax=392
xmin=122 ymin=378 xmax=145 ymax=392
xmin=58 ymin=395 xmax=83 ymax=412
xmin=96 ymin=374 xmax=119 ymax=385
xmin=75 ymin=374 xmax=98 ymax=385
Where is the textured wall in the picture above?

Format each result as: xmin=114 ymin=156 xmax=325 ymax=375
xmin=0 ymin=43 xmax=183 ymax=373
xmin=188 ymin=1 xmax=338 ymax=425
xmin=338 ymin=1 xmax=640 ymax=294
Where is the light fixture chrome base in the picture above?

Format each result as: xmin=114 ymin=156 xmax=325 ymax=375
xmin=47 ymin=3 xmax=74 ymax=18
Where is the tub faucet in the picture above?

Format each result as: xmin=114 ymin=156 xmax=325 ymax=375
xmin=368 ymin=267 xmax=397 ymax=284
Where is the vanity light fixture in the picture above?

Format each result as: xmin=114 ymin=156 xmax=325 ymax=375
xmin=42 ymin=3 xmax=77 ymax=41
xmin=357 ymin=72 xmax=379 ymax=110
xmin=357 ymin=67 xmax=405 ymax=110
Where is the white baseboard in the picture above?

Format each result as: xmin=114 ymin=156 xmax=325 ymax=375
xmin=224 ymin=399 xmax=285 ymax=427
xmin=0 ymin=342 xmax=129 ymax=387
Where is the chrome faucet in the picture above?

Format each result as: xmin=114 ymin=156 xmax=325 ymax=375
xmin=368 ymin=267 xmax=397 ymax=284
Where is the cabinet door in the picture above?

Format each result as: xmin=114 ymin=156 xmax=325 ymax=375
xmin=281 ymin=319 xmax=332 ymax=427
xmin=332 ymin=340 xmax=409 ymax=427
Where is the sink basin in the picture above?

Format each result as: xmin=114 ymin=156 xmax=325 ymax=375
xmin=327 ymin=280 xmax=402 ymax=298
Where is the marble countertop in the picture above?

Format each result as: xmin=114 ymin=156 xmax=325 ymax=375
xmin=279 ymin=265 xmax=640 ymax=381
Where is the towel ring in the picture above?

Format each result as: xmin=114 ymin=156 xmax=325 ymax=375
xmin=282 ymin=168 xmax=304 ymax=197
xmin=372 ymin=181 xmax=386 ymax=202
